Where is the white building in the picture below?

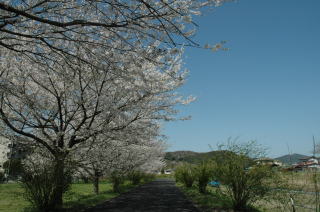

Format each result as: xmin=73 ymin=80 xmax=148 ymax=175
xmin=293 ymin=156 xmax=320 ymax=171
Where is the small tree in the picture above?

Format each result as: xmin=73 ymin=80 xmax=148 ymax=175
xmin=175 ymin=163 xmax=196 ymax=188
xmin=213 ymin=140 xmax=275 ymax=211
xmin=195 ymin=161 xmax=213 ymax=193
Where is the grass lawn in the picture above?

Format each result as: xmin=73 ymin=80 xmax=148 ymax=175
xmin=0 ymin=183 xmax=28 ymax=212
xmin=0 ymin=181 xmax=140 ymax=212
xmin=64 ymin=181 xmax=138 ymax=211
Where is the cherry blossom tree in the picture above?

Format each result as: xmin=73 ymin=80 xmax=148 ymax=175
xmin=0 ymin=0 xmax=225 ymax=69
xmin=0 ymin=0 xmax=228 ymax=209
xmin=0 ymin=45 xmax=192 ymax=208
xmin=74 ymin=127 xmax=166 ymax=194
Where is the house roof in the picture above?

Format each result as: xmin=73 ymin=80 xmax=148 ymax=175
xmin=300 ymin=156 xmax=319 ymax=161
xmin=255 ymin=157 xmax=274 ymax=162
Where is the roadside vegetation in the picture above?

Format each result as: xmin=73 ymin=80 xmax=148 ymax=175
xmin=174 ymin=140 xmax=315 ymax=212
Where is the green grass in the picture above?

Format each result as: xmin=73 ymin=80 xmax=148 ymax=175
xmin=64 ymin=181 xmax=138 ymax=211
xmin=155 ymin=174 xmax=174 ymax=179
xmin=0 ymin=183 xmax=29 ymax=212
xmin=0 ymin=181 xmax=140 ymax=212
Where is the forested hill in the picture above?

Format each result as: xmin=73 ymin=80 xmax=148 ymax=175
xmin=164 ymin=151 xmax=228 ymax=164
xmin=165 ymin=151 xmax=310 ymax=165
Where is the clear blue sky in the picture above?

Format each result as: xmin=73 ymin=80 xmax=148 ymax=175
xmin=164 ymin=0 xmax=320 ymax=157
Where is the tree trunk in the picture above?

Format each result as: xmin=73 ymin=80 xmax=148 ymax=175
xmin=199 ymin=184 xmax=206 ymax=193
xmin=233 ymin=199 xmax=247 ymax=211
xmin=113 ymin=181 xmax=120 ymax=193
xmin=93 ymin=172 xmax=100 ymax=195
xmin=82 ymin=176 xmax=89 ymax=183
xmin=51 ymin=155 xmax=66 ymax=210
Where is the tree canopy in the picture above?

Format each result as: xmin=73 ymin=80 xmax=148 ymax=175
xmin=0 ymin=0 xmax=224 ymax=70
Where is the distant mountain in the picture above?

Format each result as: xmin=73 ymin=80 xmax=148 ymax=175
xmin=164 ymin=150 xmax=228 ymax=164
xmin=274 ymin=153 xmax=309 ymax=165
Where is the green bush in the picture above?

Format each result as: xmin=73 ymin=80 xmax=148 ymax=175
xmin=213 ymin=146 xmax=275 ymax=211
xmin=195 ymin=161 xmax=213 ymax=193
xmin=175 ymin=163 xmax=196 ymax=188
xmin=20 ymin=160 xmax=72 ymax=212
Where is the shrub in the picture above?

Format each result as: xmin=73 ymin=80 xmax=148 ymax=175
xmin=175 ymin=163 xmax=196 ymax=188
xmin=20 ymin=159 xmax=72 ymax=212
xmin=213 ymin=141 xmax=276 ymax=211
xmin=195 ymin=161 xmax=213 ymax=193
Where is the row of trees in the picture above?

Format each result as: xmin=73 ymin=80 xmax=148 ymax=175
xmin=0 ymin=0 xmax=227 ymax=210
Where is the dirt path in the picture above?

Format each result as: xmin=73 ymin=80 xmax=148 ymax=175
xmin=85 ymin=178 xmax=200 ymax=212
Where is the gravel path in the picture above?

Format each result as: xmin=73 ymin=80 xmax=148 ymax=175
xmin=85 ymin=179 xmax=200 ymax=212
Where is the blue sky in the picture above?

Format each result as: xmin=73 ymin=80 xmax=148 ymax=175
xmin=164 ymin=0 xmax=320 ymax=157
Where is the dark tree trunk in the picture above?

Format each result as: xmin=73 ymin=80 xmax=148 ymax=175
xmin=93 ymin=171 xmax=100 ymax=195
xmin=233 ymin=199 xmax=247 ymax=211
xmin=82 ymin=176 xmax=89 ymax=183
xmin=51 ymin=155 xmax=66 ymax=210
xmin=113 ymin=181 xmax=120 ymax=193
xmin=199 ymin=184 xmax=207 ymax=193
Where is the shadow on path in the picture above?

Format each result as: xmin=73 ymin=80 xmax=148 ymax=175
xmin=85 ymin=179 xmax=200 ymax=212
